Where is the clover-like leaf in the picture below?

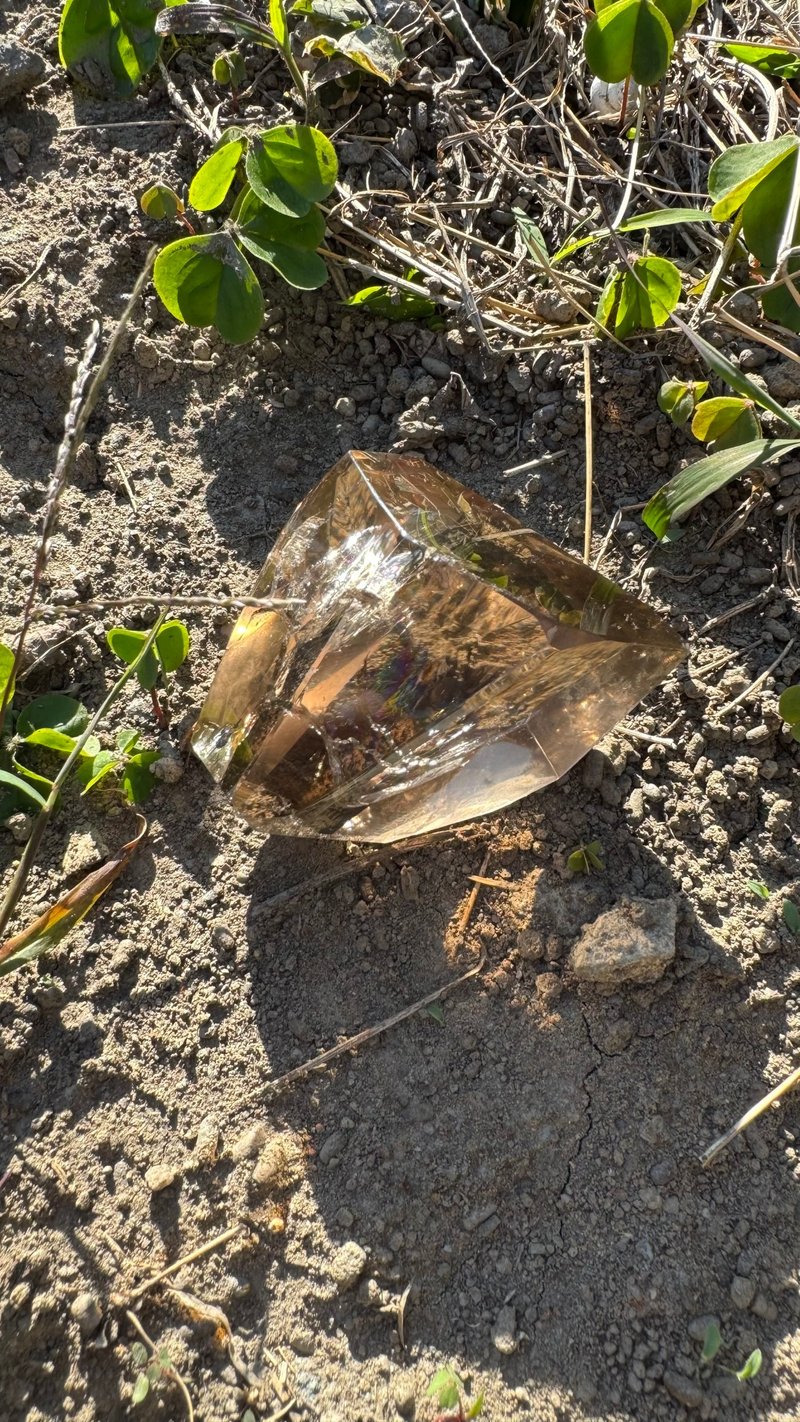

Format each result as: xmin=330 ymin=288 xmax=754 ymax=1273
xmin=236 ymin=189 xmax=328 ymax=288
xmin=245 ymin=124 xmax=338 ymax=217
xmin=428 ymin=1367 xmax=461 ymax=1412
xmin=155 ymin=620 xmax=190 ymax=672
xmin=691 ymin=396 xmax=760 ymax=449
xmin=59 ymin=0 xmax=163 ymax=95
xmin=189 ymin=137 xmax=245 ymax=211
xmin=597 ymin=255 xmax=682 ymax=338
xmin=17 ymin=695 xmax=89 ymax=740
xmin=584 ymin=0 xmax=674 ymax=86
xmin=153 ymin=232 xmax=264 ymax=343
xmin=331 ymin=24 xmax=404 ymax=82
xmin=658 ymin=377 xmax=708 ymax=427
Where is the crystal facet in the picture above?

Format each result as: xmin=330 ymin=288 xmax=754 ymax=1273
xmin=192 ymin=452 xmax=683 ymax=842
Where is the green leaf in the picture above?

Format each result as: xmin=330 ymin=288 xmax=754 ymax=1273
xmin=425 ymin=1002 xmax=445 ymax=1025
xmin=153 ymin=232 xmax=264 ymax=344
xmin=131 ymin=1343 xmax=149 ymax=1368
xmin=346 ymin=282 xmax=437 ymax=321
xmin=741 ymin=144 xmax=800 ymax=332
xmin=466 ymin=1395 xmax=485 ymax=1419
xmin=326 ymin=24 xmax=405 ymax=82
xmin=747 ymin=880 xmax=770 ymax=900
xmin=598 ymin=255 xmax=682 ymax=338
xmin=653 ymin=0 xmax=690 ymax=33
xmin=0 ymin=767 xmax=47 ymax=810
xmin=21 ymin=727 xmax=77 ymax=756
xmin=236 ymin=190 xmax=328 ymax=289
xmin=708 ymin=134 xmax=798 ymax=221
xmin=122 ymin=753 xmax=160 ymax=804
xmin=691 ymin=397 xmax=760 ymax=448
xmin=724 ymin=41 xmax=800 ymax=79
xmin=778 ymin=684 xmax=800 ymax=725
xmin=701 ymin=1322 xmax=722 ymax=1362
xmin=0 ymin=642 xmax=16 ymax=719
xmin=59 ymin=0 xmax=162 ymax=95
xmin=107 ymin=628 xmax=160 ymax=690
xmin=269 ymin=0 xmax=289 ymax=49
xmin=116 ymin=728 xmax=140 ymax=752
xmin=584 ymin=0 xmax=674 ymax=86
xmin=783 ymin=900 xmax=800 ymax=935
xmin=643 ymin=438 xmax=800 ymax=538
xmin=670 ymin=315 xmax=800 ymax=431
xmin=245 ymin=124 xmax=338 ymax=218
xmin=657 ymin=377 xmax=708 ymax=426
xmin=132 ymin=1375 xmax=150 ymax=1404
xmin=17 ymin=694 xmax=89 ymax=739
xmin=157 ymin=1347 xmax=173 ymax=1368
xmin=291 ymin=0 xmax=369 ymax=23
xmin=80 ymin=750 xmax=122 ymax=793
xmin=156 ymin=620 xmax=190 ymax=673
xmin=140 ymin=183 xmax=184 ymax=220
xmin=427 ymin=1367 xmax=461 ymax=1411
xmin=189 ymin=139 xmax=245 ymax=211
xmin=736 ymin=1348 xmax=763 ymax=1381
xmin=551 ymin=205 xmax=712 ymax=262
xmin=212 ymin=47 xmax=246 ymax=85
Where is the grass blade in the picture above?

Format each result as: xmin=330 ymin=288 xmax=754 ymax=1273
xmin=553 ymin=207 xmax=712 ymax=262
xmin=672 ymin=315 xmax=800 ymax=431
xmin=0 ymin=819 xmax=147 ymax=977
xmin=643 ymin=438 xmax=800 ymax=537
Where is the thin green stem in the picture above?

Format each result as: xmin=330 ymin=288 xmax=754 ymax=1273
xmin=0 ymin=613 xmax=167 ymax=941
xmin=694 ymin=210 xmax=744 ymax=318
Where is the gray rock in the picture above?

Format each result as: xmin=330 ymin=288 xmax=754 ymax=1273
xmin=730 ymin=1274 xmax=756 ymax=1310
xmin=663 ymin=1370 xmax=704 ymax=1409
xmin=70 ymin=1291 xmax=102 ymax=1336
xmin=330 ymin=1241 xmax=367 ymax=1291
xmin=570 ymin=897 xmax=677 ymax=985
xmin=319 ymin=1130 xmax=347 ymax=1166
xmin=764 ymin=359 xmax=800 ymax=403
xmin=491 ymin=1304 xmax=518 ymax=1355
xmin=192 ymin=1114 xmax=220 ymax=1167
xmin=144 ymin=1163 xmax=177 ymax=1193
xmin=0 ymin=41 xmax=45 ymax=105
xmin=231 ymin=1123 xmax=267 ymax=1162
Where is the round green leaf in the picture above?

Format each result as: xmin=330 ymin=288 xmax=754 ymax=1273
xmin=245 ymin=124 xmax=338 ymax=217
xmin=58 ymin=0 xmax=161 ymax=95
xmin=212 ymin=48 xmax=246 ymax=86
xmin=140 ymin=183 xmax=184 ymax=220
xmin=189 ymin=139 xmax=245 ymax=212
xmin=153 ymin=233 xmax=264 ymax=344
xmin=236 ymin=191 xmax=328 ymax=289
xmin=17 ymin=695 xmax=89 ymax=739
xmin=132 ymin=1374 xmax=150 ymax=1404
xmin=691 ymin=396 xmax=755 ymax=443
xmin=725 ymin=42 xmax=800 ymax=79
xmin=601 ymin=255 xmax=682 ymax=337
xmin=708 ymin=134 xmax=798 ymax=221
xmin=778 ymin=683 xmax=800 ymax=725
xmin=155 ymin=620 xmax=190 ymax=673
xmin=584 ymin=0 xmax=674 ymax=86
xmin=106 ymin=627 xmax=147 ymax=664
xmin=653 ymin=0 xmax=690 ymax=33
xmin=0 ymin=767 xmax=47 ymax=810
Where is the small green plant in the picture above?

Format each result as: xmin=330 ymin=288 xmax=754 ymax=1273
xmin=427 ymin=1366 xmax=484 ymax=1421
xmin=144 ymin=126 xmax=337 ymax=342
xmin=131 ymin=1341 xmax=178 ymax=1405
xmin=596 ymin=254 xmax=682 ymax=338
xmin=784 ymin=899 xmax=800 ymax=936
xmin=107 ymin=619 xmax=189 ymax=725
xmin=747 ymin=879 xmax=770 ymax=900
xmin=58 ymin=0 xmax=182 ymax=95
xmin=567 ymin=840 xmax=605 ymax=874
xmin=700 ymin=1322 xmax=762 ymax=1382
xmin=583 ymin=0 xmax=702 ymax=89
xmin=708 ymin=135 xmax=800 ymax=331
xmin=778 ymin=684 xmax=800 ymax=743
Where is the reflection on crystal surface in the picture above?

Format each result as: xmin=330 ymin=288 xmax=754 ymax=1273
xmin=192 ymin=451 xmax=683 ymax=842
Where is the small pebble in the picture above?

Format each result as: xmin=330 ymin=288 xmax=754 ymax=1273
xmin=144 ymin=1163 xmax=177 ymax=1193
xmin=663 ymin=1370 xmax=704 ymax=1409
xmin=730 ymin=1274 xmax=756 ymax=1310
xmin=193 ymin=1114 xmax=220 ymax=1167
xmin=70 ymin=1291 xmax=102 ymax=1336
xmin=491 ymin=1304 xmax=518 ymax=1355
xmin=330 ymin=1241 xmax=367 ymax=1291
xmin=231 ymin=1123 xmax=267 ymax=1161
xmin=335 ymin=396 xmax=356 ymax=418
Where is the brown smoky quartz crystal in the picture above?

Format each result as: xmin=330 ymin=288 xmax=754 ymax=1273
xmin=192 ymin=451 xmax=683 ymax=842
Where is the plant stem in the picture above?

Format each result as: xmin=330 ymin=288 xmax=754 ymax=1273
xmin=0 ymin=613 xmax=167 ymax=940
xmin=694 ymin=211 xmax=744 ymax=318
xmin=612 ymin=85 xmax=646 ymax=231
xmin=125 ymin=1310 xmax=195 ymax=1422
